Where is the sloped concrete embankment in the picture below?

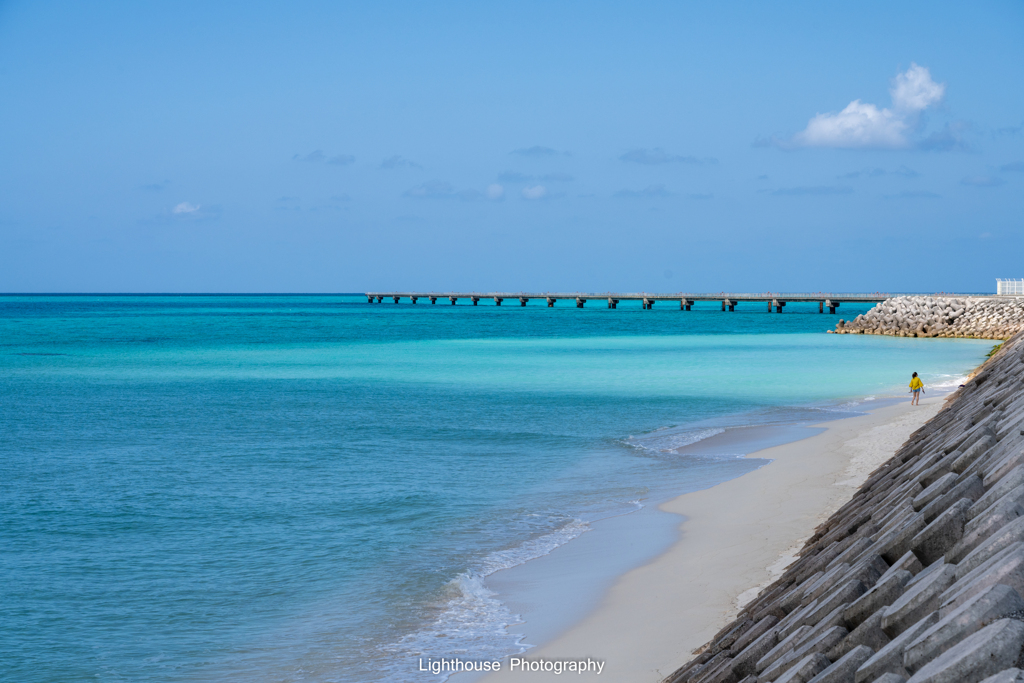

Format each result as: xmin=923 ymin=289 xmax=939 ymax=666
xmin=667 ymin=331 xmax=1024 ymax=683
xmin=831 ymin=297 xmax=1024 ymax=340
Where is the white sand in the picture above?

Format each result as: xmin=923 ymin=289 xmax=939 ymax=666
xmin=478 ymin=395 xmax=943 ymax=683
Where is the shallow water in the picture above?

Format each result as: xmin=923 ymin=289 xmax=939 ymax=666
xmin=0 ymin=295 xmax=989 ymax=682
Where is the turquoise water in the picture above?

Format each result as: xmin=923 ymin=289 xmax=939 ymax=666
xmin=0 ymin=295 xmax=990 ymax=683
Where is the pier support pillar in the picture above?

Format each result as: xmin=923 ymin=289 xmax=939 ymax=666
xmin=680 ymin=299 xmax=692 ymax=311
xmin=449 ymin=297 xmax=458 ymax=305
xmin=819 ymin=301 xmax=823 ymax=313
xmin=825 ymin=299 xmax=839 ymax=314
xmin=547 ymin=298 xmax=555 ymax=307
xmin=430 ymin=297 xmax=437 ymax=304
xmin=576 ymin=298 xmax=586 ymax=308
xmin=367 ymin=295 xmax=374 ymax=303
xmin=643 ymin=298 xmax=654 ymax=309
xmin=494 ymin=297 xmax=503 ymax=306
xmin=376 ymin=296 xmax=384 ymax=303
xmin=393 ymin=296 xmax=401 ymax=304
xmin=519 ymin=298 xmax=528 ymax=307
xmin=471 ymin=297 xmax=479 ymax=306
xmin=722 ymin=300 xmax=735 ymax=312
xmin=411 ymin=297 xmax=418 ymax=304
xmin=608 ymin=298 xmax=618 ymax=309
xmin=772 ymin=299 xmax=786 ymax=313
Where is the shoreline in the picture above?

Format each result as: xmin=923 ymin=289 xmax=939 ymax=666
xmin=474 ymin=394 xmax=947 ymax=682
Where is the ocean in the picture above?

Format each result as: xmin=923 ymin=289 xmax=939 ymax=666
xmin=0 ymin=295 xmax=990 ymax=683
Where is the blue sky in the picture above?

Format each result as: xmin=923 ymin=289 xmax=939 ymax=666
xmin=1 ymin=1 xmax=1022 ymax=293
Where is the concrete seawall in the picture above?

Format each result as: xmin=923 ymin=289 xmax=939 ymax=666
xmin=831 ymin=296 xmax=1024 ymax=340
xmin=667 ymin=330 xmax=1024 ymax=683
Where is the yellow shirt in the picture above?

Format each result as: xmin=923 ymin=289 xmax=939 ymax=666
xmin=910 ymin=377 xmax=923 ymax=390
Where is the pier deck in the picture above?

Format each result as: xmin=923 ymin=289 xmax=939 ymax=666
xmin=363 ymin=292 xmax=902 ymax=313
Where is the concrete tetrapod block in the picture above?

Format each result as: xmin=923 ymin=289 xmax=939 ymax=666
xmin=757 ymin=626 xmax=811 ymax=673
xmin=828 ymin=609 xmax=891 ymax=661
xmin=845 ymin=570 xmax=913 ymax=630
xmin=978 ymin=668 xmax=1024 ymax=683
xmin=681 ymin=653 xmax=723 ymax=683
xmin=791 ymin=626 xmax=849 ymax=664
xmin=696 ymin=658 xmax=740 ymax=683
xmin=904 ymin=618 xmax=1024 ymax=683
xmin=917 ymin=453 xmax=959 ymax=489
xmin=779 ymin=600 xmax=820 ymax=639
xmin=714 ymin=618 xmax=755 ymax=654
xmin=730 ymin=626 xmax=781 ymax=678
xmin=961 ymin=445 xmax=1005 ymax=482
xmin=775 ymin=653 xmax=832 ymax=683
xmin=971 ymin=479 xmax=1024 ymax=523
xmin=825 ymin=538 xmax=870 ymax=570
xmin=903 ymin=584 xmax=1024 ymax=673
xmin=872 ymin=674 xmax=908 ymax=683
xmin=954 ymin=521 xmax=1024 ymax=578
xmin=909 ymin=499 xmax=972 ymax=565
xmin=952 ymin=435 xmax=997 ymax=474
xmin=939 ymin=545 xmax=1024 ymax=614
xmin=905 ymin=556 xmax=948 ymax=591
xmin=870 ymin=507 xmax=918 ymax=547
xmin=783 ymin=572 xmax=823 ymax=613
xmin=760 ymin=647 xmax=801 ymax=681
xmin=800 ymin=581 xmax=866 ymax=629
xmin=794 ymin=602 xmax=853 ymax=654
xmin=855 ymin=611 xmax=940 ymax=682
xmin=730 ymin=615 xmax=780 ymax=655
xmin=948 ymin=498 xmax=1024 ymax=564
xmin=919 ymin=477 xmax=985 ymax=524
xmin=881 ymin=564 xmax=956 ymax=637
xmin=845 ymin=554 xmax=891 ymax=591
xmin=807 ymin=645 xmax=875 ymax=683
xmin=885 ymin=551 xmax=925 ymax=578
xmin=966 ymin=493 xmax=1024 ymax=538
xmin=987 ymin=452 xmax=1024 ymax=492
xmin=804 ymin=564 xmax=853 ymax=603
xmin=880 ymin=514 xmax=930 ymax=565
xmin=913 ymin=473 xmax=959 ymax=511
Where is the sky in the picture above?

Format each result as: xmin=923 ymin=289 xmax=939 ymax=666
xmin=1 ymin=1 xmax=1022 ymax=293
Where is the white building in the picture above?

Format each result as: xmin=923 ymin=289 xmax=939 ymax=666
xmin=997 ymin=279 xmax=1024 ymax=295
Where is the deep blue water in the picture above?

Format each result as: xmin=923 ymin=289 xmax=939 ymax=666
xmin=0 ymin=295 xmax=990 ymax=682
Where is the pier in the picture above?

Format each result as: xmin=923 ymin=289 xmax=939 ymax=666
xmin=363 ymin=292 xmax=897 ymax=313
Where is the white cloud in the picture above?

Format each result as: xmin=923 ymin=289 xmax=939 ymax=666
xmin=486 ymin=184 xmax=504 ymax=200
xmin=792 ymin=64 xmax=945 ymax=149
xmin=521 ymin=185 xmax=547 ymax=200
xmin=890 ymin=64 xmax=945 ymax=112
xmin=172 ymin=202 xmax=200 ymax=214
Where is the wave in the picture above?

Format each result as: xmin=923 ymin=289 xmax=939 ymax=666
xmin=928 ymin=373 xmax=969 ymax=391
xmin=624 ymin=427 xmax=726 ymax=454
xmin=377 ymin=519 xmax=590 ymax=682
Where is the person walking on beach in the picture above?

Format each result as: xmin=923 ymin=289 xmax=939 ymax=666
xmin=910 ymin=372 xmax=924 ymax=405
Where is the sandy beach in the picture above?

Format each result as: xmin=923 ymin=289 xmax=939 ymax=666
xmin=477 ymin=394 xmax=946 ymax=683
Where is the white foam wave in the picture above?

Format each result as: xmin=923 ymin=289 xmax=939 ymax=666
xmin=378 ymin=519 xmax=590 ymax=681
xmin=625 ymin=427 xmax=726 ymax=454
xmin=928 ymin=374 xmax=969 ymax=391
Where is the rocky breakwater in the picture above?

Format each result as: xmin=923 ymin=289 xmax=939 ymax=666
xmin=667 ymin=331 xmax=1024 ymax=683
xmin=831 ymin=296 xmax=1024 ymax=340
